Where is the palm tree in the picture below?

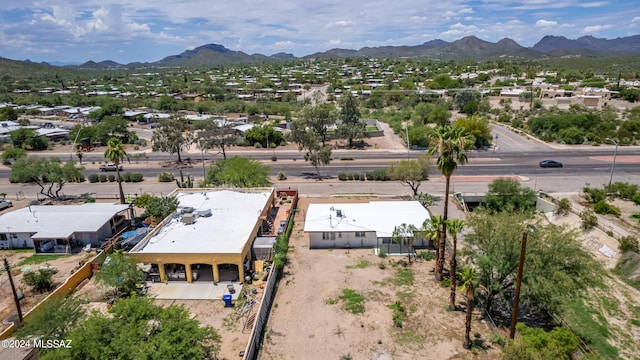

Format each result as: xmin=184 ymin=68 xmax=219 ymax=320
xmin=423 ymin=215 xmax=443 ymax=263
xmin=104 ymin=137 xmax=127 ymax=204
xmin=446 ymin=219 xmax=465 ymax=311
xmin=459 ymin=266 xmax=478 ymax=350
xmin=429 ymin=125 xmax=470 ymax=280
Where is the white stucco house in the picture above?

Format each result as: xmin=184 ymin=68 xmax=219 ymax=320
xmin=303 ymin=201 xmax=430 ymax=251
xmin=0 ymin=203 xmax=130 ymax=252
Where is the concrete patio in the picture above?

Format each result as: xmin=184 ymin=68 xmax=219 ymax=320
xmin=147 ymin=281 xmax=242 ymax=300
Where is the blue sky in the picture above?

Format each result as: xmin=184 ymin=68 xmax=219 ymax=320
xmin=0 ymin=1 xmax=639 ymax=64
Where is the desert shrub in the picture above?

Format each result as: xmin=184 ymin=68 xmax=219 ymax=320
xmin=554 ymin=198 xmax=571 ymax=217
xmin=84 ymin=197 xmax=96 ymax=203
xmin=618 ymin=236 xmax=639 ymax=253
xmin=23 ymin=269 xmax=54 ymax=293
xmin=580 ymin=209 xmax=598 ymax=230
xmin=593 ymin=200 xmax=620 ymax=217
xmin=99 ymin=174 xmax=108 ymax=182
xmin=108 ymin=174 xmax=116 ymax=182
xmin=633 ymin=194 xmax=640 ymax=206
xmin=121 ymin=173 xmax=131 ymax=182
xmin=88 ymin=174 xmax=99 ymax=183
xmin=366 ymin=169 xmax=390 ymax=181
xmin=417 ymin=251 xmax=435 ymax=261
xmin=582 ymin=186 xmax=607 ymax=203
xmin=277 ymin=172 xmax=287 ymax=180
xmin=609 ymin=181 xmax=639 ymax=200
xmin=158 ymin=172 xmax=175 ymax=182
xmin=338 ymin=173 xmax=347 ymax=181
xmin=129 ymin=173 xmax=144 ymax=182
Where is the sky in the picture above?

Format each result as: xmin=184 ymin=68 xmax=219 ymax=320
xmin=0 ymin=1 xmax=639 ymax=64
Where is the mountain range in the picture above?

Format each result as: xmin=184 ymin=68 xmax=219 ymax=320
xmin=14 ymin=34 xmax=640 ymax=70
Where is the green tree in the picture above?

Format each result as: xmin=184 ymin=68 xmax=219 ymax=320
xmin=15 ymin=296 xmax=86 ymax=344
xmin=10 ymin=157 xmax=82 ymax=200
xmin=203 ymin=156 xmax=271 ymax=188
xmin=1 ymin=147 xmax=27 ymax=165
xmin=386 ymin=156 xmax=430 ymax=197
xmin=392 ymin=223 xmax=417 ymax=264
xmin=336 ymin=92 xmax=366 ymax=147
xmin=429 ymin=125 xmax=471 ymax=280
xmin=95 ymin=250 xmax=146 ymax=296
xmin=195 ymin=119 xmax=239 ymax=160
xmin=454 ymin=89 xmax=481 ymax=112
xmin=0 ymin=105 xmax=18 ymax=120
xmin=459 ymin=266 xmax=479 ymax=350
xmin=151 ymin=117 xmax=193 ymax=163
xmin=43 ymin=296 xmax=221 ymax=360
xmin=446 ymin=219 xmax=465 ymax=311
xmin=9 ymin=128 xmax=48 ymax=150
xmin=104 ymin=137 xmax=127 ymax=204
xmin=290 ymin=115 xmax=332 ymax=178
xmin=144 ymin=196 xmax=179 ymax=220
xmin=454 ymin=116 xmax=492 ymax=148
xmin=482 ymin=178 xmax=536 ymax=213
xmin=297 ymin=100 xmax=337 ymax=147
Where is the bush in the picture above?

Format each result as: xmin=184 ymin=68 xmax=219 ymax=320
xmin=277 ymin=172 xmax=287 ymax=180
xmin=633 ymin=194 xmax=640 ymax=206
xmin=593 ymin=200 xmax=621 ymax=217
xmin=580 ymin=209 xmax=598 ymax=230
xmin=270 ymin=155 xmax=277 ymax=162
xmin=158 ymin=172 xmax=175 ymax=182
xmin=108 ymin=174 xmax=116 ymax=182
xmin=609 ymin=181 xmax=639 ymax=200
xmin=129 ymin=173 xmax=144 ymax=182
xmin=582 ymin=186 xmax=607 ymax=203
xmin=88 ymin=174 xmax=99 ymax=183
xmin=554 ymin=198 xmax=571 ymax=217
xmin=84 ymin=197 xmax=96 ymax=203
xmin=121 ymin=173 xmax=131 ymax=182
xmin=99 ymin=174 xmax=108 ymax=182
xmin=618 ymin=236 xmax=639 ymax=253
xmin=338 ymin=173 xmax=347 ymax=181
xmin=23 ymin=269 xmax=54 ymax=293
xmin=417 ymin=251 xmax=435 ymax=261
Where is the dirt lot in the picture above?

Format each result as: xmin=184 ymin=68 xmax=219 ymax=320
xmin=260 ymin=197 xmax=501 ymax=360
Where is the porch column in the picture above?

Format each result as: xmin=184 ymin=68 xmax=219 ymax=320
xmin=212 ymin=263 xmax=220 ymax=283
xmin=238 ymin=262 xmax=245 ymax=283
xmin=185 ymin=264 xmax=193 ymax=283
xmin=158 ymin=263 xmax=167 ymax=283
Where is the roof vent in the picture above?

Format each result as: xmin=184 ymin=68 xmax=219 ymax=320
xmin=196 ymin=208 xmax=212 ymax=217
xmin=182 ymin=213 xmax=196 ymax=225
xmin=336 ymin=209 xmax=344 ymax=218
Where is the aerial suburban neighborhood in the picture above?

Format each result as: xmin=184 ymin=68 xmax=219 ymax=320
xmin=1 ymin=19 xmax=640 ymax=360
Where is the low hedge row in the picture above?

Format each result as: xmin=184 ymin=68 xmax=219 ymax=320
xmin=338 ymin=169 xmax=391 ymax=181
xmin=88 ymin=173 xmax=144 ymax=183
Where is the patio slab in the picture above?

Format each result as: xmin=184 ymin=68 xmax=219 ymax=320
xmin=147 ymin=281 xmax=242 ymax=300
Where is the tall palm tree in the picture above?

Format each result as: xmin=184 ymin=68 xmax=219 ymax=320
xmin=104 ymin=137 xmax=127 ymax=204
xmin=446 ymin=219 xmax=465 ymax=310
xmin=459 ymin=266 xmax=478 ymax=350
xmin=429 ymin=125 xmax=470 ymax=280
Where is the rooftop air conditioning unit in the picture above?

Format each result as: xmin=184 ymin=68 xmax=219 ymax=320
xmin=182 ymin=213 xmax=196 ymax=225
xmin=181 ymin=206 xmax=195 ymax=214
xmin=196 ymin=208 xmax=212 ymax=217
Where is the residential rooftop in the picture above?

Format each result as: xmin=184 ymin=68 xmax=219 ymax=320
xmin=303 ymin=201 xmax=430 ymax=238
xmin=130 ymin=188 xmax=273 ymax=254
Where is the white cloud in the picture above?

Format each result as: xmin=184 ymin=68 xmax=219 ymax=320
xmin=274 ymin=40 xmax=295 ymax=47
xmin=325 ymin=20 xmax=355 ymax=28
xmin=535 ymin=20 xmax=558 ymax=27
xmin=328 ymin=39 xmax=342 ymax=45
xmin=583 ymin=24 xmax=612 ymax=33
xmin=632 ymin=17 xmax=640 ymax=23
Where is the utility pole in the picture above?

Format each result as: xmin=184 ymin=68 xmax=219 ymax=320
xmin=405 ymin=123 xmax=410 ymax=160
xmin=3 ymin=258 xmax=23 ymax=326
xmin=510 ymin=231 xmax=528 ymax=339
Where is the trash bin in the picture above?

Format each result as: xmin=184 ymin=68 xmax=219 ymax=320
xmin=222 ymin=294 xmax=233 ymax=307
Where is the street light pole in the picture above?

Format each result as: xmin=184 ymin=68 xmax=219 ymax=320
xmin=606 ymin=138 xmax=618 ymax=190
xmin=200 ymin=141 xmax=207 ymax=181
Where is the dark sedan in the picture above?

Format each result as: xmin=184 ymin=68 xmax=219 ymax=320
xmin=539 ymin=160 xmax=563 ymax=168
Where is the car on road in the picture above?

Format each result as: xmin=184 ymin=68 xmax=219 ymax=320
xmin=539 ymin=160 xmax=563 ymax=168
xmin=0 ymin=199 xmax=13 ymax=211
xmin=100 ymin=163 xmax=124 ymax=172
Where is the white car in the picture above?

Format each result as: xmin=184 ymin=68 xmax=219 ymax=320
xmin=0 ymin=200 xmax=13 ymax=211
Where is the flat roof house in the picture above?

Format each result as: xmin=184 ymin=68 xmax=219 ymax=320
xmin=304 ymin=201 xmax=430 ymax=251
xmin=128 ymin=188 xmax=280 ymax=284
xmin=0 ymin=203 xmax=130 ymax=252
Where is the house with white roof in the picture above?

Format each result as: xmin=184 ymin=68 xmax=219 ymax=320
xmin=303 ymin=201 xmax=430 ymax=250
xmin=129 ymin=188 xmax=280 ymax=284
xmin=0 ymin=203 xmax=130 ymax=252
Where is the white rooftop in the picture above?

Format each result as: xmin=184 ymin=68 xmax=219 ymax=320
xmin=0 ymin=203 xmax=129 ymax=239
xmin=131 ymin=189 xmax=273 ymax=254
xmin=304 ymin=201 xmax=430 ymax=238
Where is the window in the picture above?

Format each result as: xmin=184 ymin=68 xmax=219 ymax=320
xmin=382 ymin=238 xmax=391 ymax=244
xmin=322 ymin=232 xmax=336 ymax=240
xmin=355 ymin=232 xmax=366 ymax=238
